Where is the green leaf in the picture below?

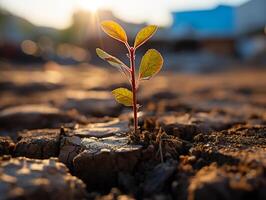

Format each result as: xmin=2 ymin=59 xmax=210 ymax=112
xmin=139 ymin=49 xmax=163 ymax=80
xmin=101 ymin=20 xmax=128 ymax=43
xmin=112 ymin=88 xmax=133 ymax=106
xmin=96 ymin=48 xmax=131 ymax=81
xmin=134 ymin=25 xmax=157 ymax=49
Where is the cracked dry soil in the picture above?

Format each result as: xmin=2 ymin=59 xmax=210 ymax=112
xmin=0 ymin=65 xmax=265 ymax=200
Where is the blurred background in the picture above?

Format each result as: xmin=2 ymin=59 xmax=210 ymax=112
xmin=0 ymin=0 xmax=265 ymax=72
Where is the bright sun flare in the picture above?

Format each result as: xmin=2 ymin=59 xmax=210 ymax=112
xmin=77 ymin=0 xmax=102 ymax=12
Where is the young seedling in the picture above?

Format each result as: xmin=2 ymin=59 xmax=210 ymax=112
xmin=96 ymin=20 xmax=163 ymax=135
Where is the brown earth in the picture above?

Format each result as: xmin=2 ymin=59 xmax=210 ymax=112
xmin=0 ymin=62 xmax=265 ymax=200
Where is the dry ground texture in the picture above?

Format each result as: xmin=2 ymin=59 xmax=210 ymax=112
xmin=0 ymin=62 xmax=265 ymax=200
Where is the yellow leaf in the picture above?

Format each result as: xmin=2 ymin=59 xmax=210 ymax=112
xmin=139 ymin=49 xmax=163 ymax=80
xmin=134 ymin=25 xmax=157 ymax=49
xmin=96 ymin=48 xmax=126 ymax=68
xmin=101 ymin=20 xmax=127 ymax=43
xmin=96 ymin=48 xmax=131 ymax=81
xmin=112 ymin=88 xmax=133 ymax=106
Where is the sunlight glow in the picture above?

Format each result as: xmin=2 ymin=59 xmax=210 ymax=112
xmin=77 ymin=0 xmax=102 ymax=13
xmin=0 ymin=0 xmax=249 ymax=29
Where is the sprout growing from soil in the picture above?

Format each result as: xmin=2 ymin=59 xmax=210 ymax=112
xmin=96 ymin=21 xmax=163 ymax=134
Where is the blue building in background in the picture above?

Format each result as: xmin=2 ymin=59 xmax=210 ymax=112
xmin=171 ymin=5 xmax=235 ymax=38
xmin=166 ymin=0 xmax=266 ymax=69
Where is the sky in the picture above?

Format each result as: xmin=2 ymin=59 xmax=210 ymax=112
xmin=0 ymin=0 xmax=249 ymax=29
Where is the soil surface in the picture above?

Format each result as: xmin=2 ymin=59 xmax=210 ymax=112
xmin=0 ymin=63 xmax=265 ymax=200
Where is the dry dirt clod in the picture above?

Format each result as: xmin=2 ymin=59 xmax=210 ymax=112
xmin=0 ymin=104 xmax=76 ymax=130
xmin=61 ymin=90 xmax=122 ymax=117
xmin=0 ymin=136 xmax=15 ymax=156
xmin=188 ymin=163 xmax=266 ymax=200
xmin=14 ymin=129 xmax=61 ymax=159
xmin=158 ymin=111 xmax=244 ymax=141
xmin=58 ymin=119 xmax=142 ymax=189
xmin=0 ymin=157 xmax=87 ymax=200
xmin=190 ymin=125 xmax=266 ymax=168
xmin=73 ymin=136 xmax=142 ymax=189
xmin=72 ymin=119 xmax=129 ymax=138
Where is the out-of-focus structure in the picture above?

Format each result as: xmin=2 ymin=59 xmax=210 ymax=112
xmin=235 ymin=0 xmax=266 ymax=61
xmin=0 ymin=0 xmax=265 ymax=72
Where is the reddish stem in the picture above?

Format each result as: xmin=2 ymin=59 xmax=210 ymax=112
xmin=129 ymin=47 xmax=138 ymax=134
